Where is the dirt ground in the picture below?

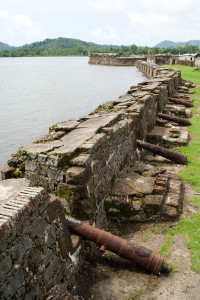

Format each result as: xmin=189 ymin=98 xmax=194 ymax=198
xmin=72 ymin=157 xmax=200 ymax=300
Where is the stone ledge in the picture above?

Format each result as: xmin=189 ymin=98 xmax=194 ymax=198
xmin=0 ymin=179 xmax=48 ymax=240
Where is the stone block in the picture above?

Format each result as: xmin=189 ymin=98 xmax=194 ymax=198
xmin=43 ymin=256 xmax=60 ymax=282
xmin=4 ymin=269 xmax=24 ymax=299
xmin=153 ymin=185 xmax=165 ymax=195
xmin=1 ymin=166 xmax=15 ymax=180
xmin=0 ymin=256 xmax=12 ymax=282
xmin=11 ymin=236 xmax=33 ymax=261
xmin=27 ymin=217 xmax=47 ymax=239
xmin=162 ymin=205 xmax=178 ymax=218
xmin=66 ymin=166 xmax=91 ymax=185
xmin=57 ymin=183 xmax=88 ymax=201
xmin=71 ymin=198 xmax=96 ymax=219
xmin=142 ymin=195 xmax=163 ymax=214
xmin=25 ymin=160 xmax=37 ymax=172
xmin=45 ymin=225 xmax=56 ymax=248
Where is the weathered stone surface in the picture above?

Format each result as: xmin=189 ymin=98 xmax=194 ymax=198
xmin=131 ymin=90 xmax=149 ymax=98
xmin=71 ymin=154 xmax=92 ymax=167
xmin=25 ymin=160 xmax=37 ymax=172
xmin=117 ymin=95 xmax=135 ymax=103
xmin=51 ymin=119 xmax=80 ymax=131
xmin=142 ymin=195 xmax=163 ymax=214
xmin=162 ymin=205 xmax=178 ymax=218
xmin=4 ymin=269 xmax=24 ymax=299
xmin=165 ymin=179 xmax=182 ymax=208
xmin=77 ymin=114 xmax=118 ymax=129
xmin=0 ymin=256 xmax=12 ymax=281
xmin=1 ymin=166 xmax=15 ymax=180
xmin=53 ymin=127 xmax=97 ymax=155
xmin=148 ymin=125 xmax=189 ymax=147
xmin=66 ymin=167 xmax=91 ymax=185
xmin=143 ymin=167 xmax=167 ymax=177
xmin=20 ymin=140 xmax=64 ymax=154
xmin=112 ymin=172 xmax=155 ymax=196
xmin=0 ymin=178 xmax=29 ymax=205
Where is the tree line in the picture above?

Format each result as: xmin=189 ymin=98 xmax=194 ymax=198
xmin=0 ymin=43 xmax=199 ymax=57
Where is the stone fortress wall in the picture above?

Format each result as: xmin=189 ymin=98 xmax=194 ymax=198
xmin=0 ymin=59 xmax=184 ymax=298
xmin=88 ymin=52 xmax=147 ymax=66
xmin=88 ymin=52 xmax=199 ymax=67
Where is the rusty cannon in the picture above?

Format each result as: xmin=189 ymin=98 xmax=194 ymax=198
xmin=168 ymin=97 xmax=194 ymax=107
xmin=158 ymin=112 xmax=191 ymax=126
xmin=136 ymin=139 xmax=187 ymax=165
xmin=66 ymin=216 xmax=171 ymax=275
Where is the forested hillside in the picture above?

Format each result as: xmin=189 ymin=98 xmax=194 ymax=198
xmin=0 ymin=37 xmax=199 ymax=57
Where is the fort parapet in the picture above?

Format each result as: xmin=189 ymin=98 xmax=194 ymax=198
xmin=88 ymin=53 xmax=147 ymax=66
xmin=1 ymin=60 xmax=189 ymax=298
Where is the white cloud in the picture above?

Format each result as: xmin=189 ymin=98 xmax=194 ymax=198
xmin=0 ymin=10 xmax=44 ymax=45
xmin=128 ymin=11 xmax=176 ymax=26
xmin=91 ymin=25 xmax=117 ymax=43
xmin=70 ymin=0 xmax=125 ymax=12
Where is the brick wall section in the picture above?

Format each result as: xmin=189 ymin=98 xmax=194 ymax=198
xmin=2 ymin=62 xmax=181 ymax=220
xmin=0 ymin=183 xmax=74 ymax=299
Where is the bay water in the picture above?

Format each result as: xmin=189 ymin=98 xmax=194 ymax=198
xmin=0 ymin=57 xmax=146 ymax=176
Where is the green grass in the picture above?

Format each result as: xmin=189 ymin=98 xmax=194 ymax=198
xmin=165 ymin=65 xmax=200 ymax=85
xmin=173 ymin=213 xmax=200 ymax=273
xmin=189 ymin=195 xmax=200 ymax=208
xmin=158 ymin=65 xmax=200 ymax=274
xmin=189 ymin=116 xmax=200 ymax=139
xmin=165 ymin=65 xmax=200 ymax=114
xmin=141 ymin=224 xmax=168 ymax=241
xmin=175 ymin=142 xmax=200 ymax=192
xmin=158 ymin=234 xmax=174 ymax=258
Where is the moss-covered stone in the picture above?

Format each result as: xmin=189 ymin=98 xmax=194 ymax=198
xmin=56 ymin=186 xmax=71 ymax=199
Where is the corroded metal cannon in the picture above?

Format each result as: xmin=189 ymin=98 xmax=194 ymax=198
xmin=168 ymin=97 xmax=193 ymax=107
xmin=158 ymin=113 xmax=191 ymax=126
xmin=137 ymin=139 xmax=187 ymax=165
xmin=66 ymin=216 xmax=171 ymax=275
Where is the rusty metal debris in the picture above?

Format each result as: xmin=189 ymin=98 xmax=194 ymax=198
xmin=136 ymin=139 xmax=187 ymax=165
xmin=168 ymin=97 xmax=194 ymax=107
xmin=66 ymin=216 xmax=171 ymax=275
xmin=158 ymin=113 xmax=191 ymax=126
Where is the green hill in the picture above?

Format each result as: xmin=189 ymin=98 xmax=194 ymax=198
xmin=155 ymin=40 xmax=200 ymax=48
xmin=20 ymin=37 xmax=117 ymax=50
xmin=0 ymin=42 xmax=15 ymax=51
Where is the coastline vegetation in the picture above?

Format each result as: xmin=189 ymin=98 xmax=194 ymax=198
xmin=0 ymin=37 xmax=199 ymax=57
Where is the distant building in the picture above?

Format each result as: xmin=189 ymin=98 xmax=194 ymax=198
xmin=178 ymin=53 xmax=196 ymax=61
xmin=194 ymin=54 xmax=200 ymax=67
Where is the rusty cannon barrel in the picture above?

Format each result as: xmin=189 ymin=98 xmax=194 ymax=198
xmin=136 ymin=139 xmax=187 ymax=165
xmin=66 ymin=216 xmax=171 ymax=275
xmin=168 ymin=97 xmax=194 ymax=107
xmin=158 ymin=113 xmax=191 ymax=126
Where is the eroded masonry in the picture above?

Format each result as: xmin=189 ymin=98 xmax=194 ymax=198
xmin=0 ymin=58 xmax=194 ymax=299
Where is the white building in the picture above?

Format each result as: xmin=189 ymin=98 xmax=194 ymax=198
xmin=178 ymin=53 xmax=196 ymax=61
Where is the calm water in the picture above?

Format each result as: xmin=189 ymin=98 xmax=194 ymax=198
xmin=0 ymin=57 xmax=146 ymax=174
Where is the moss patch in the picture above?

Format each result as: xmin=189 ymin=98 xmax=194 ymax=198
xmin=56 ymin=187 xmax=71 ymax=199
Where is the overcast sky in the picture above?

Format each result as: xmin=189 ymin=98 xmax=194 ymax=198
xmin=0 ymin=0 xmax=199 ymax=47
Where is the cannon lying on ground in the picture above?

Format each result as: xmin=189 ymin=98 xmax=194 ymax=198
xmin=168 ymin=97 xmax=193 ymax=107
xmin=158 ymin=112 xmax=191 ymax=126
xmin=136 ymin=139 xmax=187 ymax=165
xmin=66 ymin=216 xmax=171 ymax=275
